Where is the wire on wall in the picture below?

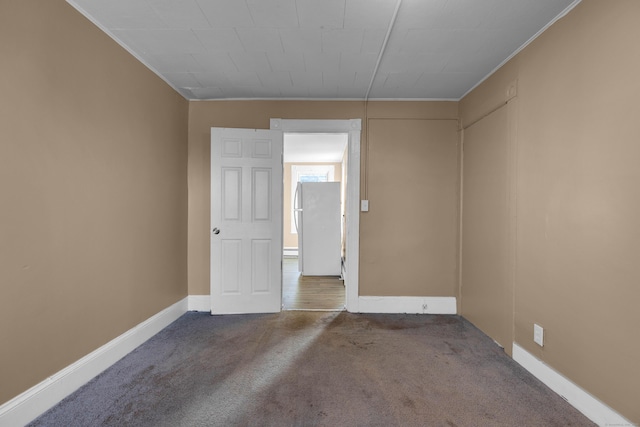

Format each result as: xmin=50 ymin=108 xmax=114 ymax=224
xmin=362 ymin=0 xmax=402 ymax=201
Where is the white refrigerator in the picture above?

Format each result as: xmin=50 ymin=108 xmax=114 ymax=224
xmin=294 ymin=182 xmax=342 ymax=276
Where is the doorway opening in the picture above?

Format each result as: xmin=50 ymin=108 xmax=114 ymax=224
xmin=271 ymin=118 xmax=361 ymax=314
xmin=282 ymin=133 xmax=347 ymax=311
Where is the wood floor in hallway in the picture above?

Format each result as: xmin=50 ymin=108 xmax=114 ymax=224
xmin=282 ymin=257 xmax=345 ymax=311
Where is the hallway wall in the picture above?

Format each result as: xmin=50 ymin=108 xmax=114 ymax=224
xmin=460 ymin=103 xmax=514 ymax=354
xmin=361 ymin=118 xmax=459 ymax=297
xmin=187 ymin=101 xmax=459 ymax=297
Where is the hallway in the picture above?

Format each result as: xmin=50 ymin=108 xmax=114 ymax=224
xmin=282 ymin=257 xmax=345 ymax=311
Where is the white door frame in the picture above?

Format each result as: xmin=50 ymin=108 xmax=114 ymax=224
xmin=271 ymin=119 xmax=360 ymax=313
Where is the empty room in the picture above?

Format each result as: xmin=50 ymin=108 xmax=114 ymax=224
xmin=1 ymin=0 xmax=638 ymax=425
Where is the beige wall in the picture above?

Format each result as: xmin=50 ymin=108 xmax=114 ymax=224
xmin=283 ymin=162 xmax=342 ymax=249
xmin=459 ymin=0 xmax=640 ymax=422
xmin=460 ymin=104 xmax=515 ymax=354
xmin=187 ymin=101 xmax=458 ymax=296
xmin=0 ymin=0 xmax=188 ymax=404
xmin=7 ymin=0 xmax=635 ymax=421
xmin=361 ymin=119 xmax=459 ymax=296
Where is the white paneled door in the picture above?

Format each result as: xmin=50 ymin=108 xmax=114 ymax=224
xmin=210 ymin=128 xmax=283 ymax=314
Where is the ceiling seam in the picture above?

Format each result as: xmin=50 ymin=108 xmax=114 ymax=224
xmin=194 ymin=1 xmax=212 ymax=27
xmin=364 ymin=0 xmax=402 ymax=101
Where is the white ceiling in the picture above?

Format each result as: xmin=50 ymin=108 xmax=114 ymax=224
xmin=284 ymin=133 xmax=348 ymax=163
xmin=67 ymin=0 xmax=580 ymax=101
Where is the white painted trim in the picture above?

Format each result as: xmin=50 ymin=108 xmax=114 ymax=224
xmin=191 ymin=98 xmax=369 ymax=102
xmin=191 ymin=97 xmax=459 ymax=102
xmin=365 ymin=0 xmax=402 ymax=100
xmin=512 ymin=343 xmax=632 ymax=426
xmin=283 ymin=248 xmax=298 ymax=257
xmin=0 ymin=298 xmax=188 ymax=427
xmin=188 ymin=295 xmax=211 ymax=312
xmin=460 ymin=0 xmax=582 ymax=100
xmin=345 ymin=125 xmax=361 ymax=313
xmin=271 ymin=119 xmax=361 ymax=314
xmin=357 ymin=296 xmax=457 ymax=314
xmin=271 ymin=119 xmax=361 ymax=133
xmin=364 ymin=97 xmax=458 ymax=102
xmin=65 ymin=1 xmax=188 ymax=100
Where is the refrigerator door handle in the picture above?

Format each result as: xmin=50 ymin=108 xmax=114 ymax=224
xmin=293 ymin=209 xmax=301 ymax=233
xmin=293 ymin=184 xmax=301 ymax=233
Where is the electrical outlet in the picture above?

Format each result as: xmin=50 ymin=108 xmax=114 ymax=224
xmin=533 ymin=324 xmax=544 ymax=347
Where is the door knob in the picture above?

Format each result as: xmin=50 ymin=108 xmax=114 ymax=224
xmin=212 ymin=227 xmax=221 ymax=235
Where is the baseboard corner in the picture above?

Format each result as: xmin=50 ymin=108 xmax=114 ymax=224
xmin=0 ymin=297 xmax=188 ymax=427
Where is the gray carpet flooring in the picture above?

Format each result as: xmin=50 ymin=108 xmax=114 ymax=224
xmin=29 ymin=312 xmax=594 ymax=426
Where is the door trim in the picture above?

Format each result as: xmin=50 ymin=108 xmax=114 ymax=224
xmin=271 ymin=119 xmax=361 ymax=313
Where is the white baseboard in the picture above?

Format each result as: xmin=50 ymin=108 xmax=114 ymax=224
xmin=189 ymin=295 xmax=457 ymax=315
xmin=283 ymin=248 xmax=298 ymax=257
xmin=0 ymin=297 xmax=188 ymax=427
xmin=512 ymin=343 xmax=632 ymax=426
xmin=188 ymin=295 xmax=211 ymax=312
xmin=357 ymin=296 xmax=457 ymax=314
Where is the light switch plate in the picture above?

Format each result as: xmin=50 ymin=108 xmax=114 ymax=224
xmin=361 ymin=200 xmax=369 ymax=212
